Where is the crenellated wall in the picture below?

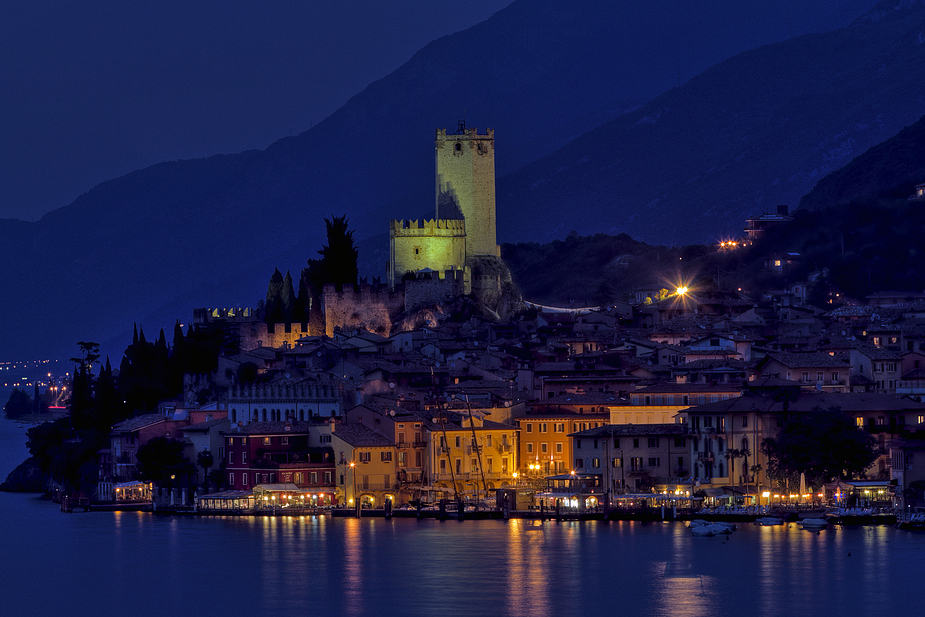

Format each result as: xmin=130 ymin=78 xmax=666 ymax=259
xmin=389 ymin=218 xmax=467 ymax=288
xmin=192 ymin=307 xmax=323 ymax=352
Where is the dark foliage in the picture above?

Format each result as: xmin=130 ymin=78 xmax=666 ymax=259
xmin=135 ymin=437 xmax=196 ymax=487
xmin=761 ymin=406 xmax=877 ymax=489
xmin=3 ymin=388 xmax=32 ymax=419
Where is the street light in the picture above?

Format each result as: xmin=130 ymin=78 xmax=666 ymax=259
xmin=349 ymin=461 xmax=359 ymax=518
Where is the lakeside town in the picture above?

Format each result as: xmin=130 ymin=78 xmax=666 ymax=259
xmin=6 ymin=128 xmax=925 ymax=529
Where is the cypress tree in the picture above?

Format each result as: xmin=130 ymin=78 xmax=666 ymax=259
xmin=265 ymin=268 xmax=284 ymax=323
xmin=281 ymin=270 xmax=295 ymax=323
xmin=318 ymin=215 xmax=358 ymax=290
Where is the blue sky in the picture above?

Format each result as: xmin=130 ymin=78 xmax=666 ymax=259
xmin=0 ymin=1 xmax=510 ymax=221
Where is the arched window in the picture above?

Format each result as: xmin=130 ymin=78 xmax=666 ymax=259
xmin=741 ymin=437 xmax=749 ymax=452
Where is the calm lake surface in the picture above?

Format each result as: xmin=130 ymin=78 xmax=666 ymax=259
xmin=2 ymin=419 xmax=924 ymax=617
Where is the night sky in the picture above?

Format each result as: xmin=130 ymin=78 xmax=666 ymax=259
xmin=0 ymin=0 xmax=510 ymax=222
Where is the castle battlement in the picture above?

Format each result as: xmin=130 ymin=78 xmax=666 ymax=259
xmin=436 ymin=127 xmax=495 ymax=143
xmin=390 ymin=219 xmax=466 ymax=235
xmin=194 ymin=307 xmax=255 ymax=323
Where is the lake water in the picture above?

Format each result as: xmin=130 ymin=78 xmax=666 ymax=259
xmin=2 ymin=419 xmax=924 ymax=617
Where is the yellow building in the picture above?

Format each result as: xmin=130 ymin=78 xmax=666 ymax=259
xmin=516 ymin=411 xmax=609 ymax=481
xmin=331 ymin=422 xmax=397 ymax=509
xmin=608 ymin=383 xmax=743 ymax=425
xmin=430 ymin=411 xmax=518 ymax=498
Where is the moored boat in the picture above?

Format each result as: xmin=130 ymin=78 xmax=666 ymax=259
xmin=799 ymin=517 xmax=829 ymax=530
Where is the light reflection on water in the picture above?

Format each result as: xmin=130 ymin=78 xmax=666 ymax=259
xmin=3 ymin=485 xmax=925 ymax=617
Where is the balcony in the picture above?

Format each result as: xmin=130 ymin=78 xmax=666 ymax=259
xmin=496 ymin=444 xmax=513 ymax=453
xmin=697 ymin=452 xmax=714 ymax=462
xmin=467 ymin=445 xmax=483 ymax=455
xmin=397 ymin=441 xmax=409 ymax=449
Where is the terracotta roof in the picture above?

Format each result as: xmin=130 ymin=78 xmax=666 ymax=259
xmin=111 ymin=413 xmax=163 ymax=432
xmin=570 ymin=423 xmax=688 ymax=437
xmin=764 ymin=352 xmax=850 ymax=368
xmin=222 ymin=421 xmax=312 ymax=435
xmin=682 ymin=391 xmax=925 ymax=414
xmin=537 ymin=392 xmax=624 ymax=405
xmin=331 ymin=423 xmax=395 ymax=447
xmin=631 ymin=383 xmax=743 ymax=393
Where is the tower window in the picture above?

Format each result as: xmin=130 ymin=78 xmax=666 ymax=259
xmin=454 ymin=142 xmax=462 ymax=152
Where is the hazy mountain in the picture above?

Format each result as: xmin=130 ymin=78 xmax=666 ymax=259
xmin=497 ymin=0 xmax=925 ymax=245
xmin=798 ymin=113 xmax=925 ymax=210
xmin=0 ymin=0 xmax=875 ymax=360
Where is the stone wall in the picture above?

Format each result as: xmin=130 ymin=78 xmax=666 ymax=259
xmin=404 ymin=269 xmax=466 ymax=312
xmin=322 ymin=283 xmax=405 ymax=337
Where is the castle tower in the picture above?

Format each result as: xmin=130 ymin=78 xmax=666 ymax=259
xmin=435 ymin=126 xmax=499 ymax=258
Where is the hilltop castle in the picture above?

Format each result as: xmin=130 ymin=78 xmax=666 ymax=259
xmin=196 ymin=125 xmax=523 ymax=348
xmin=389 ymin=126 xmax=500 ymax=292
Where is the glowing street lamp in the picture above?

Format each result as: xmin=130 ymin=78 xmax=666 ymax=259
xmin=349 ymin=461 xmax=359 ymax=518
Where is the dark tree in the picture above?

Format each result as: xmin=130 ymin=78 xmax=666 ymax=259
xmin=762 ymin=406 xmax=877 ymax=489
xmin=3 ymin=388 xmax=32 ymax=419
xmin=197 ymin=449 xmax=215 ymax=493
xmin=318 ymin=215 xmax=359 ymax=290
xmin=281 ymin=270 xmax=296 ymax=322
xmin=68 ymin=341 xmax=100 ymax=431
xmin=265 ymin=267 xmax=285 ymax=323
xmin=299 ymin=214 xmax=359 ymax=298
xmin=135 ymin=437 xmax=196 ymax=488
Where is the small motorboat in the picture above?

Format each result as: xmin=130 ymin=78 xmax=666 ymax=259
xmin=755 ymin=517 xmax=784 ymax=526
xmin=799 ymin=517 xmax=829 ymax=530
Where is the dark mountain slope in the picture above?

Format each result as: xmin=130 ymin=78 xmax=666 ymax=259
xmin=799 ymin=113 xmax=925 ymax=209
xmin=497 ymin=1 xmax=925 ymax=244
xmin=0 ymin=1 xmax=871 ymax=359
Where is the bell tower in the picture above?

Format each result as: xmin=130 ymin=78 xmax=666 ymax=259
xmin=435 ymin=125 xmax=498 ymax=258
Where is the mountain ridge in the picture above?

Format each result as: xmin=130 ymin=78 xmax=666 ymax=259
xmin=0 ymin=1 xmax=881 ymax=359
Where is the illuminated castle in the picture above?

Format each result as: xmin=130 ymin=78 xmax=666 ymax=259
xmin=388 ymin=125 xmax=501 ymax=292
xmin=196 ymin=126 xmax=522 ymax=349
